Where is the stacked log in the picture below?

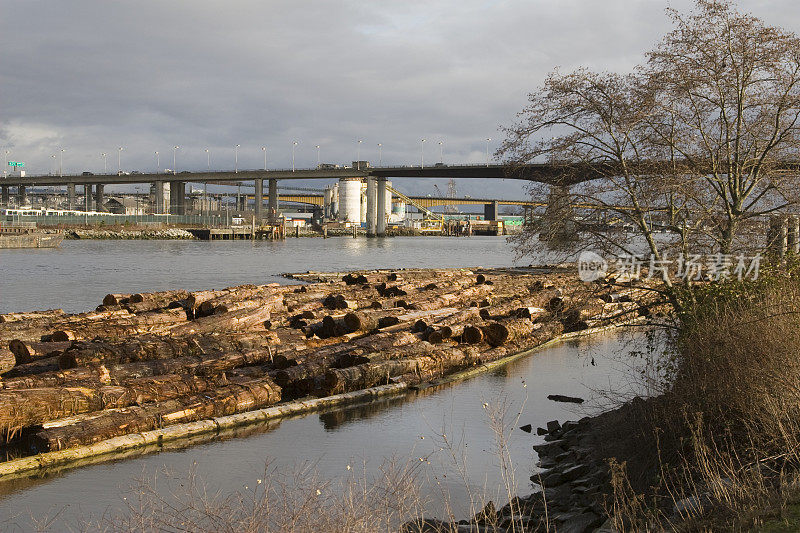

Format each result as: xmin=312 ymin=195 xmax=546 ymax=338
xmin=0 ymin=267 xmax=658 ymax=460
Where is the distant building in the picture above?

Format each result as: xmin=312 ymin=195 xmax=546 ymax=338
xmin=351 ymin=161 xmax=370 ymax=170
xmin=104 ymin=197 xmax=145 ymax=215
xmin=149 ymin=182 xmax=170 ymax=213
xmin=189 ymin=195 xmax=220 ymax=213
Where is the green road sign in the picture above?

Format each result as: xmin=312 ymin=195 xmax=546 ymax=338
xmin=7 ymin=162 xmax=24 ymax=167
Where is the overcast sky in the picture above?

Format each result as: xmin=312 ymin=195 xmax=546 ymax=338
xmin=2 ymin=0 xmax=799 ymax=197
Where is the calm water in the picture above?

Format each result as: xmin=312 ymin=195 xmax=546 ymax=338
xmin=0 ymin=237 xmax=646 ymax=529
xmin=0 ymin=237 xmax=521 ymax=314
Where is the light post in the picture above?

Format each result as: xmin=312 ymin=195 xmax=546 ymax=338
xmin=235 ymin=144 xmax=240 ymax=173
xmin=292 ymin=141 xmax=298 ymax=172
xmin=438 ymin=141 xmax=443 ymax=164
xmin=315 ymin=145 xmax=320 ymax=168
xmin=421 ymin=139 xmax=426 ymax=169
xmin=173 ymin=146 xmax=179 ymax=175
xmin=155 ymin=151 xmax=160 ymax=173
xmin=3 ymin=150 xmax=9 ymax=179
xmin=59 ymin=148 xmax=65 ymax=177
xmin=357 ymin=140 xmax=363 ymax=169
xmin=50 ymin=154 xmax=56 ymax=176
xmin=486 ymin=138 xmax=491 ymax=167
xmin=205 ymin=149 xmax=210 ymax=171
xmin=262 ymin=146 xmax=267 ymax=170
xmin=118 ymin=147 xmax=124 ymax=175
xmin=101 ymin=153 xmax=107 ymax=174
xmin=377 ymin=143 xmax=382 ymax=166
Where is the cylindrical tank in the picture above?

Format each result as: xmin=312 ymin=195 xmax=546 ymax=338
xmin=323 ymin=187 xmax=333 ymax=218
xmin=332 ymin=182 xmax=339 ymax=219
xmin=338 ymin=178 xmax=362 ymax=224
xmin=390 ymin=198 xmax=406 ymax=223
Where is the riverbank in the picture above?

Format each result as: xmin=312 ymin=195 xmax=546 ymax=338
xmin=60 ymin=227 xmax=197 ymax=239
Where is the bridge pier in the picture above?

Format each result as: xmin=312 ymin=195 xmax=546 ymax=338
xmin=268 ymin=178 xmax=279 ymax=223
xmin=254 ymin=178 xmax=263 ymax=222
xmin=95 ymin=184 xmax=105 ymax=212
xmin=376 ymin=177 xmax=387 ymax=237
xmin=170 ymin=181 xmax=186 ymax=215
xmin=154 ymin=180 xmax=164 ymax=214
xmin=18 ymin=186 xmax=27 ymax=207
xmin=84 ymin=184 xmax=93 ymax=211
xmin=484 ymin=201 xmax=499 ymax=221
xmin=1 ymin=186 xmax=8 ymax=208
xmin=366 ymin=176 xmax=377 ymax=237
xmin=67 ymin=183 xmax=76 ymax=210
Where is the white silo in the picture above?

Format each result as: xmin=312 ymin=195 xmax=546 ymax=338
xmin=338 ymin=178 xmax=362 ymax=224
xmin=323 ymin=187 xmax=333 ymax=218
xmin=332 ymin=182 xmax=339 ymax=219
xmin=391 ymin=198 xmax=406 ymax=223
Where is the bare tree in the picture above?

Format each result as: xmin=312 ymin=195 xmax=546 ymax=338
xmin=500 ymin=0 xmax=800 ymax=272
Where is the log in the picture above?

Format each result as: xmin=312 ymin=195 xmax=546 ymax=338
xmin=462 ymin=325 xmax=484 ymax=344
xmin=0 ymin=309 xmax=65 ymax=324
xmin=322 ymin=359 xmax=421 ymax=394
xmin=167 ymin=306 xmax=272 ymax=336
xmin=58 ymin=332 xmax=278 ymax=369
xmin=102 ymin=294 xmax=132 ymax=306
xmin=8 ymin=340 xmax=71 ymax=364
xmin=6 ymin=347 xmax=278 ymax=390
xmin=482 ymin=319 xmax=538 ymax=347
xmin=28 ymin=376 xmax=281 ymax=451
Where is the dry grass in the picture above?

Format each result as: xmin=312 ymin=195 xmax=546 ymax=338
xmin=604 ymin=271 xmax=800 ymax=530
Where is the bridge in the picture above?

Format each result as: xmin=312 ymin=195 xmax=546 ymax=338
xmin=0 ymin=163 xmax=581 ymax=236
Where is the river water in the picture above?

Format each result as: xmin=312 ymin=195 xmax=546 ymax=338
xmin=0 ymin=237 xmax=647 ymax=529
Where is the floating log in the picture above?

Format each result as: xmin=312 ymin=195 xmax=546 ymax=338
xmin=28 ymin=376 xmax=281 ymax=452
xmin=102 ymin=294 xmax=132 ymax=306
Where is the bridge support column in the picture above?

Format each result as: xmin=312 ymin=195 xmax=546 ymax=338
xmin=154 ymin=181 xmax=164 ymax=214
xmin=254 ymin=178 xmax=263 ymax=222
xmin=95 ymin=184 xmax=105 ymax=212
xmin=366 ymin=176 xmax=377 ymax=237
xmin=484 ymin=201 xmax=499 ymax=221
xmin=376 ymin=177 xmax=387 ymax=237
xmin=84 ymin=184 xmax=93 ymax=211
xmin=268 ymin=178 xmax=279 ymax=223
xmin=170 ymin=181 xmax=185 ymax=215
xmin=67 ymin=183 xmax=76 ymax=210
xmin=1 ymin=186 xmax=8 ymax=208
xmin=18 ymin=186 xmax=27 ymax=207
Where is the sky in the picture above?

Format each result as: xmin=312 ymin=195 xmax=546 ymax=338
xmin=2 ymin=0 xmax=799 ymax=197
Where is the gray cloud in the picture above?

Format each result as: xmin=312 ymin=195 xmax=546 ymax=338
xmin=2 ymin=0 xmax=799 ymax=197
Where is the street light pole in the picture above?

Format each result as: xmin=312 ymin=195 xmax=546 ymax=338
xmin=438 ymin=141 xmax=443 ymax=164
xmin=377 ymin=143 xmax=382 ymax=166
xmin=357 ymin=140 xmax=363 ymax=169
xmin=292 ymin=141 xmax=298 ymax=172
xmin=60 ymin=148 xmax=65 ymax=177
xmin=3 ymin=150 xmax=9 ymax=179
xmin=205 ymin=149 xmax=210 ymax=171
xmin=101 ymin=153 xmax=107 ymax=174
xmin=118 ymin=147 xmax=123 ymax=175
xmin=421 ymin=139 xmax=426 ymax=169
xmin=315 ymin=145 xmax=320 ymax=168
xmin=173 ymin=146 xmax=179 ymax=175
xmin=486 ymin=138 xmax=491 ymax=167
xmin=51 ymin=155 xmax=56 ymax=176
xmin=155 ymin=151 xmax=160 ymax=173
xmin=235 ymin=144 xmax=240 ymax=173
xmin=262 ymin=146 xmax=267 ymax=170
